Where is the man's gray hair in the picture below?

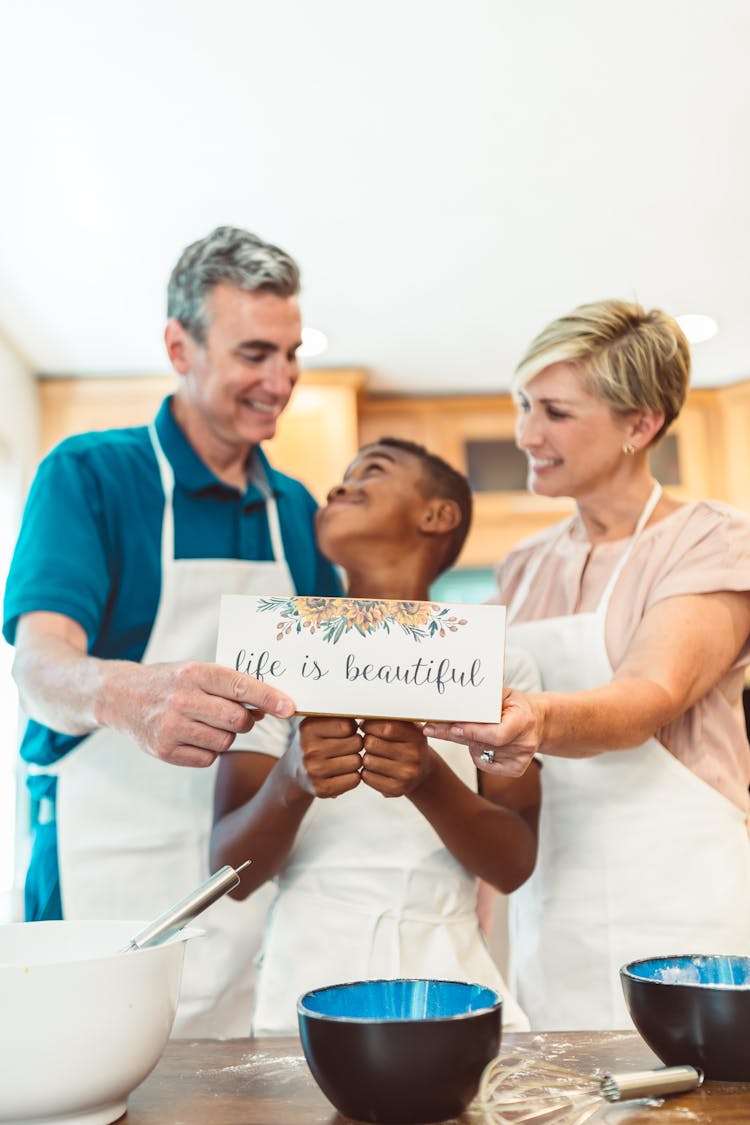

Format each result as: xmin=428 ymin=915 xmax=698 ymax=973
xmin=167 ymin=225 xmax=301 ymax=343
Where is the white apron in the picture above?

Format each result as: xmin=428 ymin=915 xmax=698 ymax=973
xmin=45 ymin=426 xmax=294 ymax=1037
xmin=507 ymin=483 xmax=750 ymax=1030
xmin=253 ymin=732 xmax=529 ymax=1035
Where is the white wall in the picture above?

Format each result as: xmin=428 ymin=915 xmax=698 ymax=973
xmin=0 ymin=332 xmax=38 ymax=920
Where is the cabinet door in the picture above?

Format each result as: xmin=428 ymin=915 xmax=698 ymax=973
xmin=711 ymin=382 xmax=750 ymax=512
xmin=651 ymin=392 xmax=719 ymax=500
xmin=38 ymin=376 xmax=175 ymax=457
xmin=357 ymin=401 xmax=445 ymax=453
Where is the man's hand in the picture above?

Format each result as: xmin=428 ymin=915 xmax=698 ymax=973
xmin=360 ymin=719 xmax=435 ymax=797
xmin=293 ymin=716 xmax=363 ymax=798
xmin=12 ymin=611 xmax=296 ymax=769
xmin=101 ymin=661 xmax=296 ymax=768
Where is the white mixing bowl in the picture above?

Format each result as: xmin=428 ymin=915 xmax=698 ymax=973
xmin=0 ymin=919 xmax=200 ymax=1125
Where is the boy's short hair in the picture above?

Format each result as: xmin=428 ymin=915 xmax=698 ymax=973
xmin=368 ymin=436 xmax=473 ymax=574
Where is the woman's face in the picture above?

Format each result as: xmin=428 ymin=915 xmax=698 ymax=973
xmin=514 ymin=362 xmax=635 ymax=500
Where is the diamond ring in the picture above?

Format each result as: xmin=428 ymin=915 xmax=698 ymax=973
xmin=479 ymin=749 xmax=495 ymax=765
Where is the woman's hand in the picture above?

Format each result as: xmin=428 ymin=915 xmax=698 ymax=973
xmin=360 ymin=719 xmax=436 ymax=796
xmin=423 ymin=689 xmax=546 ymax=777
xmin=294 ymin=715 xmax=363 ymax=798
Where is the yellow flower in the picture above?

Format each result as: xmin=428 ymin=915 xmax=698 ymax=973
xmin=293 ymin=596 xmax=333 ymax=628
xmin=339 ymin=599 xmax=390 ymax=633
xmin=389 ymin=601 xmax=434 ymax=628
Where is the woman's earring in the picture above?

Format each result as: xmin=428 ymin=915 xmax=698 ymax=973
xmin=622 ymin=442 xmax=636 ymax=456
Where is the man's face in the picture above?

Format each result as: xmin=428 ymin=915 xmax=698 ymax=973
xmin=315 ymin=444 xmax=431 ymax=565
xmin=173 ymin=282 xmax=302 ymax=451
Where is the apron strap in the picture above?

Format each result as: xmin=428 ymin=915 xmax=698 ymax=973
xmin=508 ymin=481 xmax=662 ymax=624
xmin=249 ymin=454 xmax=286 ymax=563
xmin=148 ymin=425 xmax=176 ymax=570
xmin=595 ymin=481 xmax=662 ymax=612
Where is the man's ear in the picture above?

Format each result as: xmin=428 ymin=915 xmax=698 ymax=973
xmin=164 ymin=318 xmax=195 ymax=376
xmin=419 ymin=498 xmax=462 ymax=537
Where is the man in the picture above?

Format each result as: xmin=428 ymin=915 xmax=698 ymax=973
xmin=3 ymin=226 xmax=341 ymax=1035
xmin=211 ymin=438 xmax=541 ymax=1034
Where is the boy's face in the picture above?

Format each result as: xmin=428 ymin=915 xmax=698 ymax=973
xmin=315 ymin=444 xmax=431 ymax=564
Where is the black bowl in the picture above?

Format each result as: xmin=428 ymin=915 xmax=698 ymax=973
xmin=621 ymin=954 xmax=750 ymax=1081
xmin=297 ymin=978 xmax=502 ymax=1123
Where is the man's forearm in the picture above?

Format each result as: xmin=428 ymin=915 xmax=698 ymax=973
xmin=13 ymin=628 xmax=120 ymax=736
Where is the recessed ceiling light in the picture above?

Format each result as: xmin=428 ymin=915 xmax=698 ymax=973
xmin=298 ymin=326 xmax=329 ymax=358
xmin=675 ymin=314 xmax=718 ymax=343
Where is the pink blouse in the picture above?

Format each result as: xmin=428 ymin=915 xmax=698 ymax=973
xmin=492 ymin=499 xmax=750 ymax=812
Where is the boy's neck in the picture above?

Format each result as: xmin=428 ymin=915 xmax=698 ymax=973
xmin=345 ymin=564 xmax=432 ymax=603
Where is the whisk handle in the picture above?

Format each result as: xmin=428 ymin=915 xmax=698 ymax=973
xmin=600 ymin=1065 xmax=703 ymax=1101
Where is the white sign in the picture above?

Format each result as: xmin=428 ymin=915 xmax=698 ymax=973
xmin=216 ymin=595 xmax=506 ymax=722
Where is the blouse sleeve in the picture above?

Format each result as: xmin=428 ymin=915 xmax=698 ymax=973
xmin=647 ymin=502 xmax=750 ymax=605
xmin=646 ymin=502 xmax=750 ymax=670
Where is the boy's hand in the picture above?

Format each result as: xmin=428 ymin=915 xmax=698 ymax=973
xmin=359 ymin=719 xmax=435 ymax=797
xmin=295 ymin=715 xmax=363 ymax=798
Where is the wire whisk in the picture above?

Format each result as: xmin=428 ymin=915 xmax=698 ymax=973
xmin=466 ymin=1049 xmax=702 ymax=1125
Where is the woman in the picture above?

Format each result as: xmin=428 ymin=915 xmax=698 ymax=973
xmin=211 ymin=438 xmax=540 ymax=1034
xmin=424 ymin=299 xmax=750 ymax=1030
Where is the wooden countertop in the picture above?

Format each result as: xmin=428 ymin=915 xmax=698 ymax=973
xmin=124 ymin=1031 xmax=750 ymax=1123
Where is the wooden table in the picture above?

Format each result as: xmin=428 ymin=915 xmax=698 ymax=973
xmin=124 ymin=1032 xmax=750 ymax=1123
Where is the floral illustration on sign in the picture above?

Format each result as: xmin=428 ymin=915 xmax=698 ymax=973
xmin=257 ymin=596 xmax=468 ymax=645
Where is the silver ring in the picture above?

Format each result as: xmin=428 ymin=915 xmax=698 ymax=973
xmin=479 ymin=749 xmax=495 ymax=764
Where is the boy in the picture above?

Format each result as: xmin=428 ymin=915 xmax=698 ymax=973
xmin=211 ymin=438 xmax=540 ymax=1033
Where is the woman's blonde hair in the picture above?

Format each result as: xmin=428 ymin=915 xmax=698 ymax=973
xmin=513 ymin=299 xmax=690 ymax=441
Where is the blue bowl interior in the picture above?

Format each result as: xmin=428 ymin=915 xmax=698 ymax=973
xmin=623 ymin=955 xmax=750 ymax=989
xmin=298 ymin=978 xmax=500 ymax=1021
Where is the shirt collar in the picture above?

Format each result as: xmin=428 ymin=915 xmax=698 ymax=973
xmin=154 ymin=396 xmax=292 ymax=501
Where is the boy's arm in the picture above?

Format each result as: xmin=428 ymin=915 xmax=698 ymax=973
xmin=360 ymin=719 xmax=540 ymax=893
xmin=408 ymin=748 xmax=540 ymax=893
xmin=211 ymin=747 xmax=312 ymax=897
xmin=210 ymin=716 xmax=364 ymax=896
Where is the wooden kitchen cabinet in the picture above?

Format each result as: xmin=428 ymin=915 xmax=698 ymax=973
xmin=359 ymin=395 xmax=572 ymax=566
xmin=37 ymin=375 xmax=177 ymax=457
xmin=701 ymin=380 xmax=750 ymax=511
xmin=36 ymin=372 xmax=750 ymax=567
xmin=359 ymin=382 xmax=750 ymax=567
xmin=36 ymin=369 xmax=367 ymax=504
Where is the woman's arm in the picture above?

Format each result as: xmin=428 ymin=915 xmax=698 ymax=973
xmin=424 ymin=589 xmax=750 ymax=777
xmin=360 ymin=719 xmax=540 ymax=892
xmin=210 ymin=716 xmax=364 ymax=897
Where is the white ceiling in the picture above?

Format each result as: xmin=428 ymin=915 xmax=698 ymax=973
xmin=1 ymin=0 xmax=749 ymax=394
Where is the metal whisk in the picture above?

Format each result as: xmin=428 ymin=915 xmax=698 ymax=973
xmin=467 ymin=1049 xmax=702 ymax=1124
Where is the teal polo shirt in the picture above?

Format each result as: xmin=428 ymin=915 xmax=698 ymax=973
xmin=3 ymin=394 xmax=341 ymax=781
